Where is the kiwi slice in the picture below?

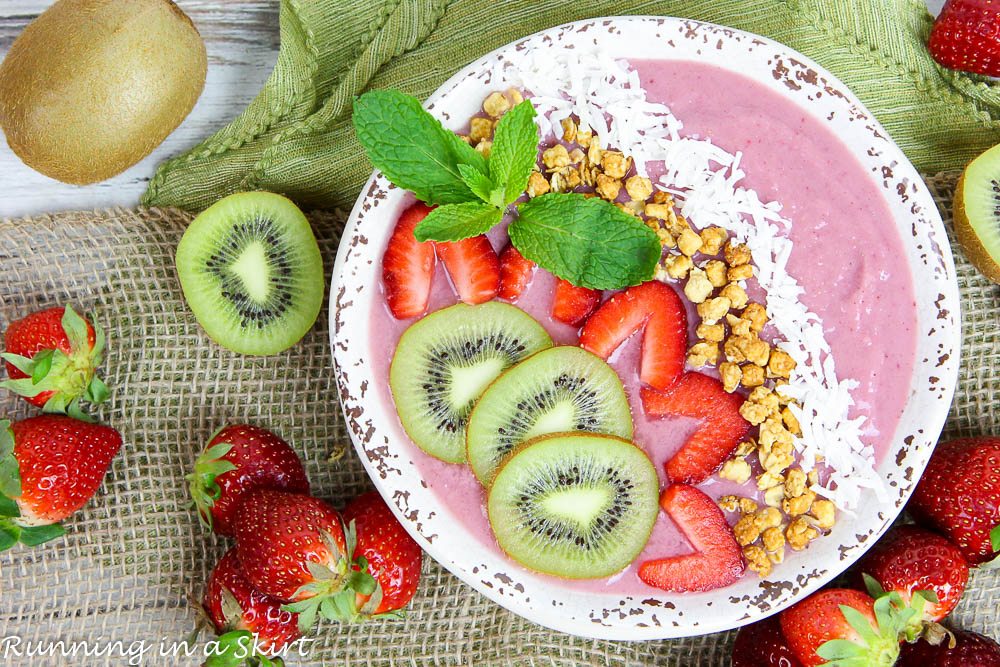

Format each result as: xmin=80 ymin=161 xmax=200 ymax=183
xmin=467 ymin=346 xmax=633 ymax=486
xmin=955 ymin=143 xmax=1000 ymax=283
xmin=488 ymin=433 xmax=658 ymax=579
xmin=389 ymin=302 xmax=552 ymax=464
xmin=175 ymin=192 xmax=324 ymax=356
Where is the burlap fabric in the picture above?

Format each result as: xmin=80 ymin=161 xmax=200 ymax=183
xmin=0 ymin=171 xmax=995 ymax=666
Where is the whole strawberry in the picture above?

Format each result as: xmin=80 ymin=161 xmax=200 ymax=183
xmin=779 ymin=588 xmax=908 ymax=666
xmin=188 ymin=425 xmax=309 ymax=537
xmin=854 ymin=525 xmax=969 ymax=640
xmin=929 ymin=0 xmax=1000 ymax=77
xmin=203 ymin=548 xmax=300 ymax=656
xmin=233 ymin=489 xmax=352 ymax=632
xmin=899 ymin=630 xmax=1000 ymax=666
xmin=2 ymin=305 xmax=108 ymax=417
xmin=342 ymin=491 xmax=422 ymax=618
xmin=731 ymin=616 xmax=803 ymax=667
xmin=0 ymin=416 xmax=122 ymax=548
xmin=908 ymin=437 xmax=1000 ymax=565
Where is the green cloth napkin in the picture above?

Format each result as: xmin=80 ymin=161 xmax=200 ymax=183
xmin=142 ymin=0 xmax=1000 ymax=212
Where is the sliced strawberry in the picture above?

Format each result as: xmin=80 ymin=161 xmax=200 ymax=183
xmin=498 ymin=244 xmax=535 ymax=301
xmin=638 ymin=484 xmax=745 ymax=592
xmin=579 ymin=281 xmax=687 ymax=390
xmin=551 ymin=280 xmax=601 ymax=327
xmin=780 ymin=588 xmax=904 ymax=667
xmin=436 ymin=235 xmax=500 ymax=305
xmin=641 ymin=373 xmax=750 ymax=484
xmin=381 ymin=202 xmax=437 ymax=319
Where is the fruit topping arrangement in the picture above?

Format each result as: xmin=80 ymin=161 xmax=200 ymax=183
xmin=360 ymin=81 xmax=863 ymax=591
xmin=188 ymin=424 xmax=423 ymax=662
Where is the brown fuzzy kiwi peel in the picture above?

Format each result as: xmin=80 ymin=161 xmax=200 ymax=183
xmin=0 ymin=0 xmax=207 ymax=184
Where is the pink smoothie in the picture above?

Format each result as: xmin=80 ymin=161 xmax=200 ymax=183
xmin=366 ymin=60 xmax=917 ymax=595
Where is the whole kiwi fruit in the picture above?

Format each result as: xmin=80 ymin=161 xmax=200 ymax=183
xmin=0 ymin=0 xmax=207 ymax=184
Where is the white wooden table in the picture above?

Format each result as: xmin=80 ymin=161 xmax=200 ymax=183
xmin=0 ymin=0 xmax=947 ymax=219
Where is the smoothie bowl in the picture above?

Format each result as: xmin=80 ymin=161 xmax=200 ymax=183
xmin=330 ymin=17 xmax=960 ymax=639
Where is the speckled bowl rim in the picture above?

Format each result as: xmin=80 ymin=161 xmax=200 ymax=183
xmin=329 ymin=16 xmax=961 ymax=640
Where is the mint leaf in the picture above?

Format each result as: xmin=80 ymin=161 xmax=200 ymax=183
xmin=414 ymin=202 xmax=503 ymax=242
xmin=489 ymin=100 xmax=539 ymax=204
xmin=510 ymin=193 xmax=661 ymax=290
xmin=458 ymin=164 xmax=500 ymax=206
xmin=353 ymin=90 xmax=486 ymax=205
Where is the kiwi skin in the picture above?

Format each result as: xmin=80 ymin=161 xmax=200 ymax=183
xmin=0 ymin=0 xmax=207 ymax=185
xmin=954 ymin=172 xmax=1000 ymax=283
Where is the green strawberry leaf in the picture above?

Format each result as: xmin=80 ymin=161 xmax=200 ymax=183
xmin=353 ymin=90 xmax=486 ymax=206
xmin=510 ymin=193 xmax=661 ymax=290
xmin=841 ymin=604 xmax=880 ymax=646
xmin=0 ymin=495 xmax=20 ymax=518
xmin=991 ymin=524 xmax=1000 ymax=552
xmin=413 ymin=202 xmax=503 ymax=242
xmin=817 ymin=638 xmax=867 ymax=660
xmin=63 ymin=397 xmax=95 ymax=423
xmin=85 ymin=375 xmax=110 ymax=405
xmin=861 ymin=573 xmax=885 ymax=599
xmin=0 ymin=353 xmax=35 ymax=375
xmin=30 ymin=349 xmax=54 ymax=384
xmin=0 ymin=457 xmax=22 ymax=499
xmin=18 ymin=522 xmax=65 ymax=546
xmin=0 ymin=522 xmax=19 ymax=551
xmin=204 ymin=630 xmax=253 ymax=667
xmin=61 ymin=305 xmax=91 ymax=351
xmin=914 ymin=589 xmax=939 ymax=605
xmin=457 ymin=163 xmax=500 ymax=206
xmin=1 ymin=377 xmax=47 ymax=399
xmin=488 ymin=100 xmax=539 ymax=205
xmin=347 ymin=569 xmax=377 ymax=597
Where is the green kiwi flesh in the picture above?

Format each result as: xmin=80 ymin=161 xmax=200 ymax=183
xmin=466 ymin=346 xmax=633 ymax=486
xmin=955 ymin=143 xmax=1000 ymax=283
xmin=175 ymin=192 xmax=324 ymax=356
xmin=487 ymin=433 xmax=658 ymax=579
xmin=389 ymin=302 xmax=553 ymax=463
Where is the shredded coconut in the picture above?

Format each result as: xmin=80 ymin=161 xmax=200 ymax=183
xmin=495 ymin=48 xmax=886 ymax=511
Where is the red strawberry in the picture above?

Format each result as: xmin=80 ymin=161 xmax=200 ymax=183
xmin=551 ymin=280 xmax=601 ymax=327
xmin=908 ymin=437 xmax=1000 ymax=565
xmin=203 ymin=548 xmax=301 ymax=655
xmin=854 ymin=525 xmax=969 ymax=638
xmin=899 ymin=630 xmax=1000 ymax=667
xmin=580 ymin=281 xmax=687 ymax=390
xmin=0 ymin=416 xmax=121 ymax=549
xmin=731 ymin=616 xmax=804 ymax=667
xmin=498 ymin=244 xmax=535 ymax=301
xmin=436 ymin=235 xmax=500 ymax=304
xmin=381 ymin=202 xmax=437 ymax=319
xmin=187 ymin=424 xmax=310 ymax=537
xmin=929 ymin=0 xmax=1000 ymax=77
xmin=638 ymin=484 xmax=745 ymax=592
xmin=342 ymin=491 xmax=422 ymax=617
xmin=779 ymin=588 xmax=904 ymax=667
xmin=233 ymin=489 xmax=350 ymax=632
xmin=641 ymin=372 xmax=750 ymax=484
xmin=2 ymin=305 xmax=109 ymax=417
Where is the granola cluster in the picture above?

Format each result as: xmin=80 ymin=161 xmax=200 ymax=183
xmin=462 ymin=89 xmax=525 ymax=156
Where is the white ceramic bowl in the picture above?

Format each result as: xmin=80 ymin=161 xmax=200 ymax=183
xmin=330 ymin=16 xmax=960 ymax=640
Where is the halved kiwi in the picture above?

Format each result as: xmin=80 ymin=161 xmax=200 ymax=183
xmin=487 ymin=433 xmax=659 ymax=579
xmin=175 ymin=192 xmax=324 ymax=356
xmin=955 ymin=143 xmax=1000 ymax=283
xmin=389 ymin=302 xmax=552 ymax=463
xmin=467 ymin=346 xmax=633 ymax=486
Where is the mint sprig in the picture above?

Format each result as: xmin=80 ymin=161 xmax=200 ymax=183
xmin=352 ymin=90 xmax=662 ymax=290
xmin=414 ymin=202 xmax=503 ymax=243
